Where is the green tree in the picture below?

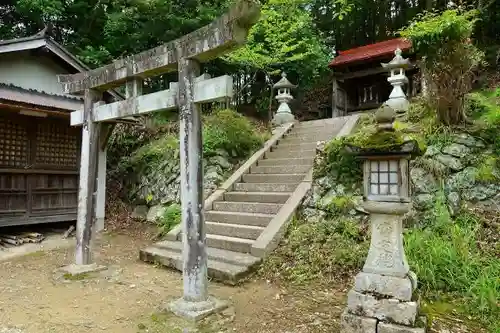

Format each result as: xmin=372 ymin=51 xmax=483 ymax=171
xmin=226 ymin=0 xmax=329 ymax=85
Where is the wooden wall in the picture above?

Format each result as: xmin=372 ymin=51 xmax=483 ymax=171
xmin=0 ymin=110 xmax=80 ymax=227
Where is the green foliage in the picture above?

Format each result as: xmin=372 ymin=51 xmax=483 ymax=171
xmin=325 ymin=195 xmax=357 ymax=216
xmin=114 ymin=108 xmax=264 ymax=174
xmin=203 ymin=109 xmax=265 ymax=158
xmin=474 ymin=156 xmax=500 ymax=183
xmin=127 ymin=134 xmax=179 ymax=174
xmin=406 ymin=204 xmax=500 ymax=331
xmin=261 ymin=216 xmax=369 ymax=284
xmin=466 ymin=88 xmax=500 ymax=157
xmin=400 ymin=10 xmax=479 ymax=61
xmin=226 ymin=0 xmax=329 ymax=86
xmin=315 ymin=111 xmax=426 ymax=186
xmin=314 ymin=136 xmax=363 ymax=187
xmin=157 ymin=204 xmax=181 ymax=236
xmin=401 ymin=10 xmax=485 ymax=125
xmin=406 ymin=98 xmax=456 ymax=149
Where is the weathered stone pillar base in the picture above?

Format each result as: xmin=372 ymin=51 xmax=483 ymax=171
xmin=59 ymin=263 xmax=107 ymax=276
xmin=168 ymin=296 xmax=228 ymax=321
xmin=341 ymin=310 xmax=377 ymax=333
xmin=341 ymin=286 xmax=426 ymax=333
xmin=272 ymin=111 xmax=295 ymax=126
xmin=378 ymin=322 xmax=426 ymax=333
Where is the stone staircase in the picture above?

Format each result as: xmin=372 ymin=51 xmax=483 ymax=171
xmin=140 ymin=116 xmax=359 ymax=284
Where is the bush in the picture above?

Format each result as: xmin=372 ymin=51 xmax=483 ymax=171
xmin=400 ymin=10 xmax=485 ymax=125
xmin=203 ymin=109 xmax=265 ymax=158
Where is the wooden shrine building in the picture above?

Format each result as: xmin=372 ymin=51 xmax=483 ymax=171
xmin=0 ymin=31 xmax=120 ymax=228
xmin=330 ymin=38 xmax=421 ymax=117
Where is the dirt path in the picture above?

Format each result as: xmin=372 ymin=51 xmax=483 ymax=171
xmin=0 ymin=231 xmax=486 ymax=333
xmin=0 ymin=232 xmax=347 ymax=333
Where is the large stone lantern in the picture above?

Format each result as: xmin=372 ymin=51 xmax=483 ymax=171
xmin=272 ymin=72 xmax=297 ymax=125
xmin=341 ymin=105 xmax=426 ymax=333
xmin=382 ymin=48 xmax=411 ymax=113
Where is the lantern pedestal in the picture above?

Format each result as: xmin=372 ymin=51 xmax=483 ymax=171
xmin=341 ymin=202 xmax=425 ymax=333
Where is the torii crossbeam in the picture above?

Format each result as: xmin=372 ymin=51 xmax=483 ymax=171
xmin=58 ymin=0 xmax=260 ymax=320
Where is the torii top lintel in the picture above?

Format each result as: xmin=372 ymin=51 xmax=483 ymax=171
xmin=57 ymin=0 xmax=261 ymax=94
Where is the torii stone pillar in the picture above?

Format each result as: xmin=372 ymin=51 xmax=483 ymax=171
xmin=272 ymin=72 xmax=297 ymax=125
xmin=381 ymin=48 xmax=411 ymax=113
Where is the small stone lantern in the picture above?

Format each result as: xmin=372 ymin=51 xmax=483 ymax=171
xmin=272 ymin=72 xmax=297 ymax=125
xmin=341 ymin=105 xmax=426 ymax=333
xmin=382 ymin=48 xmax=411 ymax=113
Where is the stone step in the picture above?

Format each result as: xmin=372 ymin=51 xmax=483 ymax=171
xmin=281 ymin=135 xmax=334 ymax=144
xmin=206 ymin=221 xmax=264 ymax=240
xmin=139 ymin=241 xmax=261 ymax=284
xmin=242 ymin=173 xmax=305 ymax=183
xmin=224 ymin=191 xmax=291 ymax=204
xmin=213 ymin=201 xmax=282 ymax=214
xmin=233 ymin=182 xmax=298 ymax=193
xmin=250 ymin=164 xmax=311 ymax=174
xmin=257 ymin=157 xmax=313 ymax=166
xmin=205 ymin=210 xmax=274 ymax=227
xmin=265 ymin=149 xmax=315 ymax=159
xmin=276 ymin=142 xmax=318 ymax=151
xmin=296 ymin=118 xmax=345 ymax=128
xmin=289 ymin=126 xmax=338 ymax=135
xmin=207 ymin=234 xmax=254 ymax=253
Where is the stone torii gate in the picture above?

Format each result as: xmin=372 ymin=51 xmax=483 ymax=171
xmin=58 ymin=0 xmax=260 ymax=319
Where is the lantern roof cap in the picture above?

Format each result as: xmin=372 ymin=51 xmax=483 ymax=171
xmin=343 ymin=105 xmax=424 ymax=158
xmin=381 ymin=48 xmax=411 ymax=69
xmin=273 ymin=72 xmax=296 ymax=89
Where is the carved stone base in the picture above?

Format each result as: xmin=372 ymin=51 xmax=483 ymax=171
xmin=168 ymin=296 xmax=228 ymax=321
xmin=347 ymin=290 xmax=418 ymax=326
xmin=354 ymin=272 xmax=415 ymax=301
xmin=341 ymin=310 xmax=377 ymax=333
xmin=59 ymin=263 xmax=107 ymax=276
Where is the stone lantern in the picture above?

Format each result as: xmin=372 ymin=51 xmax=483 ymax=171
xmin=272 ymin=72 xmax=297 ymax=125
xmin=341 ymin=105 xmax=426 ymax=333
xmin=382 ymin=48 xmax=411 ymax=113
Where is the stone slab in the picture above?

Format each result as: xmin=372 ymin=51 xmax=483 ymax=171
xmin=59 ymin=263 xmax=107 ymax=276
xmin=168 ymin=296 xmax=228 ymax=321
xmin=378 ymin=322 xmax=426 ymax=333
xmin=340 ymin=309 xmax=377 ymax=333
xmin=347 ymin=290 xmax=418 ymax=326
xmin=354 ymin=272 xmax=413 ymax=301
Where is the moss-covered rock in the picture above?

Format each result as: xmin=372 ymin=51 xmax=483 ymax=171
xmin=111 ymin=109 xmax=267 ymax=207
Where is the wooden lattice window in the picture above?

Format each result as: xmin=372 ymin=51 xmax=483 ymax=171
xmin=0 ymin=117 xmax=29 ymax=168
xmin=35 ymin=121 xmax=78 ymax=168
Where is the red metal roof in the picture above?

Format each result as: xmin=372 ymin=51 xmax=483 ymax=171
xmin=329 ymin=38 xmax=412 ymax=68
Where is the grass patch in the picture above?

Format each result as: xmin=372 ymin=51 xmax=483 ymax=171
xmin=261 ymin=216 xmax=369 ymax=284
xmin=406 ymin=206 xmax=500 ymax=331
